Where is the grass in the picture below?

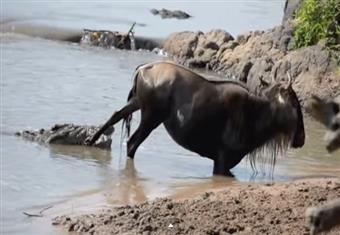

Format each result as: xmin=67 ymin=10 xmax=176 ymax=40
xmin=293 ymin=0 xmax=340 ymax=50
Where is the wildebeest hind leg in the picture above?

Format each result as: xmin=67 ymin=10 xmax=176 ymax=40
xmin=127 ymin=110 xmax=162 ymax=159
xmin=86 ymin=98 xmax=139 ymax=145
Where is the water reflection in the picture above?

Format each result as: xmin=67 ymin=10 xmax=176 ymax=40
xmin=48 ymin=143 xmax=149 ymax=205
xmin=49 ymin=144 xmax=112 ymax=166
xmin=106 ymin=159 xmax=148 ymax=205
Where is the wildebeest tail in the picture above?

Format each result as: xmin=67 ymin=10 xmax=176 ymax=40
xmin=122 ymin=65 xmax=142 ymax=138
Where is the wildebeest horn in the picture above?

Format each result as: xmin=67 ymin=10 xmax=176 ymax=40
xmin=259 ymin=76 xmax=269 ymax=87
xmin=271 ymin=75 xmax=276 ymax=83
xmin=286 ymin=72 xmax=292 ymax=87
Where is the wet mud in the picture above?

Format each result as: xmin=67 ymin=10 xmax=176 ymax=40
xmin=53 ymin=178 xmax=340 ymax=235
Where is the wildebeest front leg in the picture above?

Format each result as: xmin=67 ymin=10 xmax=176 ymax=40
xmin=127 ymin=110 xmax=162 ymax=159
xmin=213 ymin=152 xmax=234 ymax=176
xmin=86 ymin=99 xmax=139 ymax=146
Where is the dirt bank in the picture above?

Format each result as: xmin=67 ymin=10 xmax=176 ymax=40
xmin=53 ymin=178 xmax=340 ymax=235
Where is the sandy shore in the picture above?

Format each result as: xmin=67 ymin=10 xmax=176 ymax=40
xmin=52 ymin=178 xmax=340 ymax=235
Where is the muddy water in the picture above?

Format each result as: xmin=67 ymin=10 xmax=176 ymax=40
xmin=1 ymin=1 xmax=340 ymax=235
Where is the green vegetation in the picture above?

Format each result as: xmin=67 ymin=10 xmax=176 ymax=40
xmin=293 ymin=0 xmax=340 ymax=49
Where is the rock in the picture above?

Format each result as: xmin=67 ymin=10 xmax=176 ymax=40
xmin=15 ymin=123 xmax=114 ymax=149
xmin=282 ymin=0 xmax=301 ymax=23
xmin=202 ymin=30 xmax=234 ymax=49
xmin=164 ymin=31 xmax=201 ymax=58
xmin=150 ymin=8 xmax=191 ymax=20
xmin=273 ymin=44 xmax=331 ymax=80
xmin=192 ymin=30 xmax=234 ymax=68
xmin=164 ymin=30 xmax=234 ymax=69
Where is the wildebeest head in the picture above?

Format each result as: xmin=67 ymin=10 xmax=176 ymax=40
xmin=257 ymin=73 xmax=305 ymax=148
xmin=306 ymin=95 xmax=340 ymax=152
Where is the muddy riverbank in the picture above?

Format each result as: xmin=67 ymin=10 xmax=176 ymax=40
xmin=53 ymin=178 xmax=340 ymax=235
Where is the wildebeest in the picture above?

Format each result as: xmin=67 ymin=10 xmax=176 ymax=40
xmin=305 ymin=198 xmax=340 ymax=235
xmin=86 ymin=61 xmax=305 ymax=175
xmin=306 ymin=95 xmax=340 ymax=152
xmin=305 ymin=95 xmax=340 ymax=235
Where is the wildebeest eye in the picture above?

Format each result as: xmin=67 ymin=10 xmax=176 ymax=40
xmin=332 ymin=102 xmax=339 ymax=114
xmin=314 ymin=217 xmax=321 ymax=228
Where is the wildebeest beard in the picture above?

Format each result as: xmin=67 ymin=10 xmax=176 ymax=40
xmin=244 ymin=78 xmax=301 ymax=174
xmin=247 ymin=131 xmax=292 ymax=174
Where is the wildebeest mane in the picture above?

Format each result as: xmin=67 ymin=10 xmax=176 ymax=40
xmin=247 ymin=132 xmax=291 ymax=174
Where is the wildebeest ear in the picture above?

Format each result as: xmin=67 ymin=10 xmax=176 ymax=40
xmin=259 ymin=76 xmax=269 ymax=87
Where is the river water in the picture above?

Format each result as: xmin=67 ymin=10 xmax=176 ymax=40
xmin=1 ymin=1 xmax=340 ymax=235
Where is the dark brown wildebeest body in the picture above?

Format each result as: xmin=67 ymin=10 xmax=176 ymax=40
xmin=87 ymin=61 xmax=305 ymax=175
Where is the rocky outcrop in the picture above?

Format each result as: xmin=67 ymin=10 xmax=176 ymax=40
xmin=150 ymin=8 xmax=191 ymax=20
xmin=164 ymin=30 xmax=234 ymax=68
xmin=163 ymin=20 xmax=340 ymax=107
xmin=282 ymin=0 xmax=301 ymax=23
xmin=15 ymin=123 xmax=114 ymax=149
